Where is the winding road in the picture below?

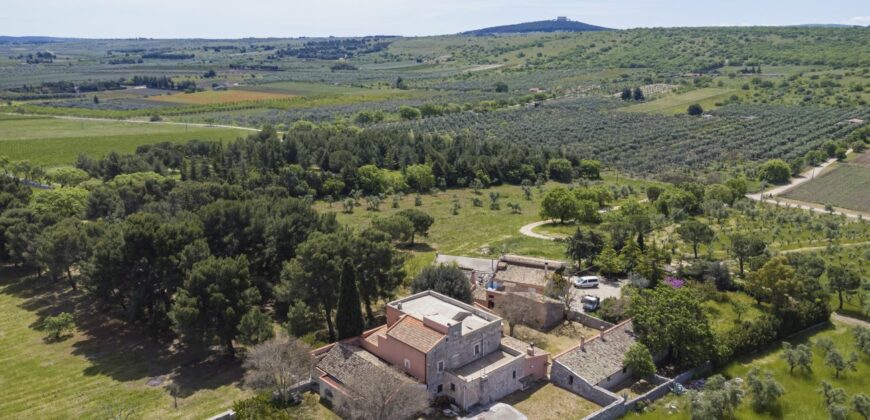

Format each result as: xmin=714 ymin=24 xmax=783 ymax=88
xmin=518 ymin=201 xmax=645 ymax=241
xmin=519 ymin=219 xmax=561 ymax=241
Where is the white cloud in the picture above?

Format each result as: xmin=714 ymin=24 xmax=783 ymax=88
xmin=844 ymin=15 xmax=870 ymax=24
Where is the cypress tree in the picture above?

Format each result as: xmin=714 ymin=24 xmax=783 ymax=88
xmin=637 ymin=230 xmax=646 ymax=252
xmin=335 ymin=258 xmax=365 ymax=340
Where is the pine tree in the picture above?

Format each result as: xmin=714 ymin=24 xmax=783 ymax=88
xmin=621 ymin=240 xmax=642 ymax=273
xmin=595 ymin=241 xmax=623 ymax=280
xmin=633 ymin=87 xmax=645 ymax=101
xmin=336 ymin=258 xmax=365 ymax=340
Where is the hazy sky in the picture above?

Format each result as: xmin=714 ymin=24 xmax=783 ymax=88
xmin=5 ymin=0 xmax=869 ymax=38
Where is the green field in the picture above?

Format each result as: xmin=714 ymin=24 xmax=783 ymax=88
xmin=633 ymin=321 xmax=870 ymax=420
xmin=0 ymin=266 xmax=252 ymax=419
xmin=0 ymin=115 xmax=247 ymax=166
xmin=620 ymin=88 xmax=735 ymax=114
xmin=781 ymin=163 xmax=870 ymax=214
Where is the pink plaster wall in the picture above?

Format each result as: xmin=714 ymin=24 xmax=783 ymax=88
xmin=523 ymin=353 xmax=549 ymax=381
xmin=369 ymin=333 xmax=428 ymax=382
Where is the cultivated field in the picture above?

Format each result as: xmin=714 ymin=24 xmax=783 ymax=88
xmin=242 ymin=81 xmax=394 ymax=96
xmin=620 ymin=88 xmax=734 ymax=114
xmin=0 ymin=115 xmax=246 ymax=166
xmin=781 ymin=163 xmax=870 ymax=213
xmin=147 ymin=89 xmax=295 ymax=105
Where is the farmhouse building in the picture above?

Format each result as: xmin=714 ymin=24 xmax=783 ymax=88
xmin=491 ymin=255 xmax=565 ymax=294
xmin=550 ymin=320 xmax=638 ymax=404
xmin=435 ymin=253 xmax=567 ymax=329
xmin=313 ymin=290 xmax=549 ymax=410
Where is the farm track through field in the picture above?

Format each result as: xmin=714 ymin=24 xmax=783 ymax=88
xmin=831 ymin=312 xmax=870 ymax=328
xmin=778 ymin=240 xmax=870 ymax=254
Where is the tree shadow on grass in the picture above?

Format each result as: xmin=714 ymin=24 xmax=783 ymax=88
xmin=0 ymin=264 xmax=244 ymax=396
xmin=398 ymin=243 xmax=435 ymax=252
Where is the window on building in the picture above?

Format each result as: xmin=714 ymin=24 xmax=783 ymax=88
xmin=325 ymin=389 xmax=334 ymax=399
xmin=512 ymin=370 xmax=516 ymax=379
xmin=404 ymin=359 xmax=411 ymax=370
xmin=623 ymin=367 xmax=627 ymax=374
xmin=451 ymin=383 xmax=456 ymax=391
xmin=474 ymin=343 xmax=481 ymax=355
xmin=438 ymin=360 xmax=445 ymax=372
xmin=437 ymin=384 xmax=443 ymax=393
xmin=568 ymin=375 xmax=574 ymax=385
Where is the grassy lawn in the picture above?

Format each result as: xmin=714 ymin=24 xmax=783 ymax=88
xmin=619 ymin=88 xmax=734 ymax=115
xmin=702 ymin=291 xmax=765 ymax=336
xmin=314 ymin=183 xmax=569 ymax=280
xmin=313 ymin=175 xmax=663 ymax=280
xmin=781 ymin=163 xmax=870 ymax=214
xmin=501 ymin=381 xmax=602 ymax=420
xmin=631 ymin=320 xmax=869 ymax=419
xmin=0 ymin=266 xmax=252 ymax=419
xmin=611 ymin=378 xmax=659 ymax=401
xmin=0 ymin=115 xmax=247 ymax=166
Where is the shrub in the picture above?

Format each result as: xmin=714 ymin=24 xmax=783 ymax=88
xmin=758 ymin=159 xmax=792 ymax=184
xmin=43 ymin=312 xmax=75 ymax=341
xmin=623 ymin=343 xmax=656 ymax=379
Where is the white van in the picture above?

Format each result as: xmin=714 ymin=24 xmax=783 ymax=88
xmin=572 ymin=275 xmax=600 ymax=288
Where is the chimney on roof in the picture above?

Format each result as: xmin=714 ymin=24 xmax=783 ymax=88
xmin=544 ymin=262 xmax=549 ymax=276
xmin=527 ymin=343 xmax=535 ymax=356
xmin=397 ymin=302 xmax=402 ymax=311
xmin=580 ymin=336 xmax=585 ymax=349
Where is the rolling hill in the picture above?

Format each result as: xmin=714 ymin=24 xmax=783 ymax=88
xmin=462 ymin=17 xmax=613 ymax=35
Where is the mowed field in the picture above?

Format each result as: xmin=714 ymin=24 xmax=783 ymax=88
xmin=147 ymin=89 xmax=295 ymax=105
xmin=0 ymin=115 xmax=247 ymax=166
xmin=0 ymin=267 xmax=252 ymax=419
xmin=620 ymin=87 xmax=734 ymax=114
xmin=781 ymin=162 xmax=870 ymax=213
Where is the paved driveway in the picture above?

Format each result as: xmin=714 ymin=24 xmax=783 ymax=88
xmin=570 ymin=278 xmax=625 ymax=312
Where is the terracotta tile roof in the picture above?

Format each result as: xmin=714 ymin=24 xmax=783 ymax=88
xmin=553 ymin=320 xmax=637 ymax=385
xmin=386 ymin=315 xmax=445 ymax=353
xmin=316 ymin=343 xmax=414 ymax=388
xmin=363 ymin=325 xmax=388 ymax=347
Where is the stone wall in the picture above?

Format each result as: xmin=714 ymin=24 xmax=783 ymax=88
xmin=550 ymin=361 xmax=620 ymax=407
xmin=425 ymin=320 xmax=503 ymax=397
xmin=489 ymin=291 xmax=564 ymax=330
xmin=444 ymin=354 xmax=526 ymax=410
xmin=568 ymin=310 xmax=614 ymax=331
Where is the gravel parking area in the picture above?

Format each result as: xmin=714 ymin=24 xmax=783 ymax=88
xmin=570 ymin=278 xmax=625 ymax=312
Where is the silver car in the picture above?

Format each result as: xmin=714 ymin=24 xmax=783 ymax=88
xmin=572 ymin=275 xmax=600 ymax=288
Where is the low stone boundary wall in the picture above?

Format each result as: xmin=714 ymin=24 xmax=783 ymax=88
xmin=568 ymin=310 xmax=614 ymax=331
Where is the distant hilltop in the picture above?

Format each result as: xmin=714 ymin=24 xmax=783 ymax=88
xmin=462 ymin=17 xmax=613 ymax=35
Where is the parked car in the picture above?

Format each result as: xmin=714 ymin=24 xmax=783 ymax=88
xmin=581 ymin=295 xmax=601 ymax=312
xmin=572 ymin=275 xmax=600 ymax=288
